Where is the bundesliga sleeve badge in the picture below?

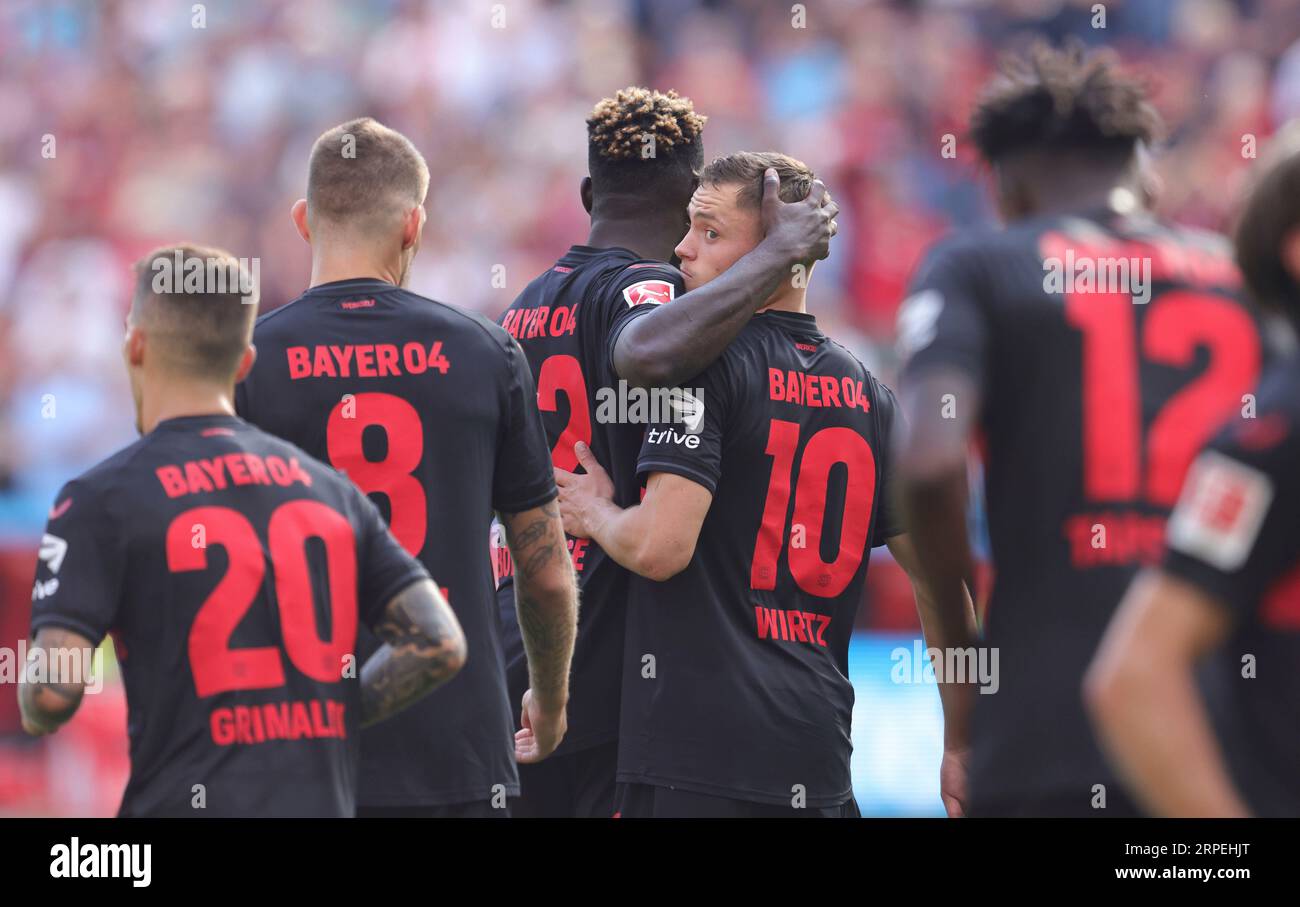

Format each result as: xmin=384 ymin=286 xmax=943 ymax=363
xmin=1167 ymin=450 xmax=1274 ymax=571
xmin=622 ymin=279 xmax=675 ymax=308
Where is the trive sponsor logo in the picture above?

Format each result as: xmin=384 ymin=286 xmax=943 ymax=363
xmin=50 ymin=838 xmax=151 ymax=888
xmin=646 ymin=427 xmax=700 ymax=449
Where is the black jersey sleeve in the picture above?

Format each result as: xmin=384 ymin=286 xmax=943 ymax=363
xmin=353 ymin=485 xmax=432 ymax=631
xmin=30 ymin=478 xmax=125 ymax=644
xmin=492 ymin=334 xmax=559 ymax=513
xmin=870 ymin=378 xmax=906 ymax=546
xmin=896 ymin=240 xmax=991 ymax=390
xmin=1162 ymin=409 xmax=1300 ymax=623
xmin=635 ymin=358 xmax=732 ymax=495
xmin=602 ymin=262 xmax=687 ymax=374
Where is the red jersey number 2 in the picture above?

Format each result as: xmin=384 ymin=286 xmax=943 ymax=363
xmin=536 ymin=354 xmax=592 ymax=472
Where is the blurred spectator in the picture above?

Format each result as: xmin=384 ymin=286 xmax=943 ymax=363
xmin=1 ymin=0 xmax=1298 ymax=814
xmin=0 ymin=0 xmax=1296 ymax=533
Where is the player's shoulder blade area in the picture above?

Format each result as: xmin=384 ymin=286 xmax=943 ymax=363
xmin=143 ymin=414 xmax=338 ymax=507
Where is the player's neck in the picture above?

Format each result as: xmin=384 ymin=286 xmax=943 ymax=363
xmin=1018 ymin=174 xmax=1145 ymax=221
xmin=587 ymin=203 xmax=684 ymax=262
xmin=757 ymin=286 xmax=808 ymax=315
xmin=585 ymin=225 xmax=678 ymax=263
xmin=140 ymin=381 xmax=236 ymax=434
xmin=308 ymin=248 xmax=404 ymax=289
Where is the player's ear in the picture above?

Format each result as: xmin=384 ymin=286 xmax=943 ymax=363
xmin=401 ymin=205 xmax=423 ymax=250
xmin=580 ymin=177 xmax=593 ymax=214
xmin=290 ymin=199 xmax=310 ymax=244
xmin=234 ymin=344 xmax=257 ymax=383
xmin=124 ymin=324 xmax=146 ymax=368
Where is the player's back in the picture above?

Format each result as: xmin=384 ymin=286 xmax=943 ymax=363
xmin=496 ymin=246 xmax=684 ymax=757
xmin=900 ymin=209 xmax=1264 ymax=810
xmin=237 ymin=278 xmax=554 ymax=809
xmin=622 ymin=310 xmax=901 ymax=807
xmin=31 ymin=415 xmax=418 ymax=817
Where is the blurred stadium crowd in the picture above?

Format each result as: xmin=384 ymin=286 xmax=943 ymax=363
xmin=1 ymin=0 xmax=1299 ymax=813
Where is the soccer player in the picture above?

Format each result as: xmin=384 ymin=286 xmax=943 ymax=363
xmin=235 ymin=119 xmax=578 ymax=817
xmin=556 ymin=153 xmax=966 ymax=818
xmin=495 ymin=89 xmax=841 ymax=817
xmin=1085 ymin=129 xmax=1300 ymax=817
xmin=894 ymin=45 xmax=1265 ymax=817
xmin=20 ymin=245 xmax=465 ymax=817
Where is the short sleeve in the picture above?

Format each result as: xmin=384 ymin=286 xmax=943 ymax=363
xmin=1162 ymin=408 xmax=1300 ymax=624
xmin=870 ymin=379 xmax=905 ymax=546
xmin=896 ymin=242 xmax=991 ymax=391
xmin=635 ymin=359 xmax=730 ymax=495
xmin=492 ymin=334 xmax=559 ymax=513
xmin=30 ymin=479 xmax=125 ymax=644
xmin=602 ymin=262 xmax=687 ymax=375
xmin=354 ymin=487 xmax=431 ymax=631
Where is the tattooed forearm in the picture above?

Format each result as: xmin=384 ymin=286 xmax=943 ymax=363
xmin=501 ymin=502 xmax=578 ymax=706
xmin=514 ymin=582 xmax=577 ymax=704
xmin=507 ymin=502 xmax=562 ymax=581
xmin=360 ymin=580 xmax=466 ymax=728
xmin=19 ymin=627 xmax=94 ymax=734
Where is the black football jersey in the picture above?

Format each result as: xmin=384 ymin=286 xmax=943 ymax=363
xmin=29 ymin=414 xmax=429 ymax=817
xmin=898 ymin=209 xmax=1265 ymax=810
xmin=236 ymin=278 xmax=555 ymax=808
xmin=495 ymin=246 xmax=685 ymax=755
xmin=619 ymin=309 xmax=902 ymax=807
xmin=1162 ymin=354 xmax=1300 ymax=817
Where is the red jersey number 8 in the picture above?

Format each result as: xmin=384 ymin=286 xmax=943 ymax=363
xmin=326 ymin=392 xmax=427 ymax=556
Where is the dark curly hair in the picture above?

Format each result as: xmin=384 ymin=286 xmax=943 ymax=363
xmin=586 ymin=87 xmax=706 ymax=195
xmin=970 ymin=43 xmax=1163 ymax=166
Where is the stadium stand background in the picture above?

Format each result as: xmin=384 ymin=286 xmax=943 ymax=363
xmin=0 ymin=0 xmax=1297 ymax=815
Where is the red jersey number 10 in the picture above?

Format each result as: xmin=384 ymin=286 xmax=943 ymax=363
xmin=751 ymin=420 xmax=877 ymax=598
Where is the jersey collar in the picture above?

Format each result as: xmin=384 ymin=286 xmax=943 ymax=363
xmin=303 ymin=277 xmax=398 ymax=295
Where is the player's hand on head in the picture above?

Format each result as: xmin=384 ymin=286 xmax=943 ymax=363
xmin=761 ymin=168 xmax=839 ymax=265
xmin=554 ymin=441 xmax=614 ymax=538
xmin=515 ymin=688 xmax=567 ymax=763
